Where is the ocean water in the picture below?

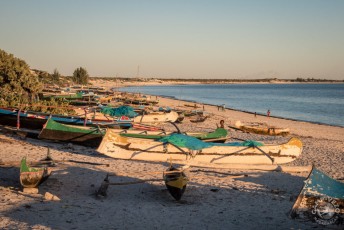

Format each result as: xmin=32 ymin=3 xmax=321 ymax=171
xmin=119 ymin=84 xmax=344 ymax=127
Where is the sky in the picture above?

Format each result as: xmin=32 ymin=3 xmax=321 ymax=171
xmin=1 ymin=0 xmax=343 ymax=79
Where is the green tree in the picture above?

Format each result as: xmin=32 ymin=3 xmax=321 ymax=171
xmin=0 ymin=49 xmax=42 ymax=107
xmin=72 ymin=67 xmax=89 ymax=85
xmin=52 ymin=68 xmax=61 ymax=83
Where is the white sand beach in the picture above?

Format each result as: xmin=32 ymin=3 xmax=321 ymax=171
xmin=1 ymin=81 xmax=343 ymax=229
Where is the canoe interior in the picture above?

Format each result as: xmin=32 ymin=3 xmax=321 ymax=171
xmin=20 ymin=157 xmax=49 ymax=188
xmin=164 ymin=167 xmax=188 ymax=201
xmin=290 ymin=167 xmax=344 ymax=225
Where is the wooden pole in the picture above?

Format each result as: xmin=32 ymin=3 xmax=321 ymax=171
xmin=107 ymin=178 xmax=161 ymax=186
xmin=16 ymin=108 xmax=21 ymax=130
xmin=83 ymin=108 xmax=87 ymax=126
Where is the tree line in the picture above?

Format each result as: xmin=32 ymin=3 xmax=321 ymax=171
xmin=0 ymin=49 xmax=90 ymax=107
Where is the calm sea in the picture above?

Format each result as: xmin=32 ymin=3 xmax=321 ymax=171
xmin=119 ymin=84 xmax=344 ymax=127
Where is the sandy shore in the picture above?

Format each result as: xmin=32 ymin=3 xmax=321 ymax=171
xmin=1 ymin=82 xmax=343 ymax=229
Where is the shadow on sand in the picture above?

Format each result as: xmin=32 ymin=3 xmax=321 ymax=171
xmin=0 ymin=134 xmax=332 ymax=229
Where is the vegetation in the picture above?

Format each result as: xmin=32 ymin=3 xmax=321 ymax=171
xmin=0 ymin=49 xmax=75 ymax=114
xmin=0 ymin=49 xmax=43 ymax=107
xmin=22 ymin=98 xmax=76 ymax=115
xmin=51 ymin=68 xmax=61 ymax=83
xmin=73 ymin=67 xmax=89 ymax=85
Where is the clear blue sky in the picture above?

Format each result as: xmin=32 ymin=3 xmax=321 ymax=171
xmin=1 ymin=0 xmax=343 ymax=79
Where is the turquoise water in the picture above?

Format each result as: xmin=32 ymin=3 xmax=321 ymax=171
xmin=120 ymin=84 xmax=344 ymax=127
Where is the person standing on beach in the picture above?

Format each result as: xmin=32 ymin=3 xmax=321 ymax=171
xmin=267 ymin=110 xmax=270 ymax=117
xmin=217 ymin=120 xmax=225 ymax=128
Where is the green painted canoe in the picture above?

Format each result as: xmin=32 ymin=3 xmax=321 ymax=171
xmin=38 ymin=118 xmax=105 ymax=147
xmin=119 ymin=128 xmax=228 ymax=141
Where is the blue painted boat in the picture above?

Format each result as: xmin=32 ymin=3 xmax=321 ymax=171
xmin=0 ymin=108 xmax=132 ymax=130
xmin=290 ymin=167 xmax=344 ymax=226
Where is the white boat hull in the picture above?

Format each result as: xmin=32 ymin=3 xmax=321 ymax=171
xmin=97 ymin=132 xmax=303 ymax=166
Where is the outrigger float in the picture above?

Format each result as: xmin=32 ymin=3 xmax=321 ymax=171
xmin=96 ymin=166 xmax=188 ymax=201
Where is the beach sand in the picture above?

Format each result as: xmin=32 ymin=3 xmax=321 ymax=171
xmin=1 ymin=82 xmax=343 ymax=229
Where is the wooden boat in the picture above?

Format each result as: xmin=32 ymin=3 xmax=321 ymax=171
xmin=163 ymin=166 xmax=188 ymax=201
xmin=133 ymin=111 xmax=179 ymax=123
xmin=190 ymin=115 xmax=208 ymax=123
xmin=38 ymin=118 xmax=105 ymax=147
xmin=20 ymin=157 xmax=50 ymax=188
xmin=97 ymin=133 xmax=302 ymax=166
xmin=118 ymin=128 xmax=228 ymax=142
xmin=184 ymin=110 xmax=203 ymax=117
xmin=184 ymin=103 xmax=200 ymax=108
xmin=124 ymin=95 xmax=159 ymax=105
xmin=42 ymin=92 xmax=83 ymax=100
xmin=0 ymin=107 xmax=131 ymax=130
xmin=0 ymin=108 xmax=123 ymax=130
xmin=290 ymin=167 xmax=344 ymax=225
xmin=234 ymin=121 xmax=290 ymax=136
xmin=132 ymin=123 xmax=163 ymax=131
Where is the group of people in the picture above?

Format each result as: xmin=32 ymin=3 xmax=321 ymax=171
xmin=254 ymin=110 xmax=271 ymax=118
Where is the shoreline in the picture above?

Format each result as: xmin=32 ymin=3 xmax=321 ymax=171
xmin=90 ymin=78 xmax=344 ymax=88
xmin=153 ymin=95 xmax=344 ymax=142
xmin=119 ymin=91 xmax=344 ymax=129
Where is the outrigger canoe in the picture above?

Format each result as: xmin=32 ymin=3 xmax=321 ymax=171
xmin=234 ymin=121 xmax=290 ymax=136
xmin=117 ymin=128 xmax=228 ymax=142
xmin=190 ymin=115 xmax=208 ymax=123
xmin=163 ymin=166 xmax=188 ymax=201
xmin=133 ymin=111 xmax=179 ymax=123
xmin=39 ymin=118 xmax=105 ymax=147
xmin=97 ymin=133 xmax=302 ymax=166
xmin=20 ymin=157 xmax=50 ymax=188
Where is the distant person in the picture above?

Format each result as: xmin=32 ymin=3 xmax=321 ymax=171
xmin=267 ymin=110 xmax=270 ymax=117
xmin=217 ymin=119 xmax=225 ymax=128
xmin=254 ymin=112 xmax=257 ymax=117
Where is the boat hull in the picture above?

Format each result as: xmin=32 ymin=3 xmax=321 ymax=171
xmin=20 ymin=157 xmax=50 ymax=188
xmin=133 ymin=111 xmax=179 ymax=123
xmin=39 ymin=119 xmax=104 ymax=147
xmin=118 ymin=128 xmax=228 ymax=141
xmin=0 ymin=108 xmax=130 ymax=130
xmin=234 ymin=121 xmax=290 ymax=136
xmin=97 ymin=133 xmax=302 ymax=166
xmin=290 ymin=167 xmax=344 ymax=225
xmin=164 ymin=167 xmax=187 ymax=201
xmin=240 ymin=125 xmax=290 ymax=136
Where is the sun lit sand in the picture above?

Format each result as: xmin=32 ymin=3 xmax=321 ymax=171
xmin=0 ymin=80 xmax=343 ymax=229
